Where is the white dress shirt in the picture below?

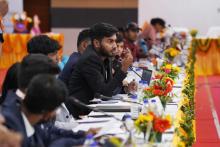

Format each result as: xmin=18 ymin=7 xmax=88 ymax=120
xmin=21 ymin=112 xmax=35 ymax=137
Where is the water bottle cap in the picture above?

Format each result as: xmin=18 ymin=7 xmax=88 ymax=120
xmin=143 ymin=99 xmax=148 ymax=104
xmin=143 ymin=81 xmax=148 ymax=84
xmin=90 ymin=141 xmax=98 ymax=147
xmin=124 ymin=114 xmax=132 ymax=119
xmin=86 ymin=134 xmax=93 ymax=139
xmin=139 ymin=80 xmax=143 ymax=84
xmin=131 ymin=94 xmax=137 ymax=99
xmin=151 ymin=99 xmax=156 ymax=103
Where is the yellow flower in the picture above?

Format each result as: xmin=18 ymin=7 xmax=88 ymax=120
xmin=139 ymin=114 xmax=154 ymax=122
xmin=172 ymin=66 xmax=180 ymax=73
xmin=170 ymin=49 xmax=180 ymax=57
xmin=165 ymin=115 xmax=172 ymax=123
xmin=165 ymin=64 xmax=172 ymax=70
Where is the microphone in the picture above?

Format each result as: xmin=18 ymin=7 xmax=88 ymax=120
xmin=95 ymin=93 xmax=142 ymax=105
xmin=69 ymin=96 xmax=121 ymax=121
xmin=129 ymin=66 xmax=142 ymax=79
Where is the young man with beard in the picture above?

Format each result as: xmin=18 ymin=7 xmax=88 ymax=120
xmin=66 ymin=23 xmax=133 ymax=118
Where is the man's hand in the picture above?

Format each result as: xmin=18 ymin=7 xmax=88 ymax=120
xmin=121 ymin=49 xmax=133 ymax=72
xmin=86 ymin=128 xmax=101 ymax=135
xmin=127 ymin=80 xmax=138 ymax=93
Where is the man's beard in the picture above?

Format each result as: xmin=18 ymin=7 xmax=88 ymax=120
xmin=99 ymin=44 xmax=114 ymax=58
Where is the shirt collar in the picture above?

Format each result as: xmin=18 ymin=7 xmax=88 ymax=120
xmin=21 ymin=112 xmax=35 ymax=137
xmin=16 ymin=89 xmax=26 ymax=100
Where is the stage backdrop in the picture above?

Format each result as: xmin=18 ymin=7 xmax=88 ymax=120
xmin=138 ymin=0 xmax=220 ymax=35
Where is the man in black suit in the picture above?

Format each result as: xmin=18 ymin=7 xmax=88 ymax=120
xmin=66 ymin=23 xmax=133 ymax=117
xmin=3 ymin=74 xmax=86 ymax=147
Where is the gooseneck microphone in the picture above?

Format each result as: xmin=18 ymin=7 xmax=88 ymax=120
xmin=129 ymin=66 xmax=142 ymax=79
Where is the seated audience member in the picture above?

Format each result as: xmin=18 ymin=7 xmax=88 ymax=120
xmin=2 ymin=54 xmax=96 ymax=146
xmin=138 ymin=21 xmax=156 ymax=49
xmin=112 ymin=34 xmax=124 ymax=74
xmin=27 ymin=36 xmax=77 ymax=128
xmin=124 ymin=22 xmax=146 ymax=61
xmin=3 ymin=74 xmax=86 ymax=147
xmin=1 ymin=54 xmax=60 ymax=110
xmin=59 ymin=29 xmax=91 ymax=86
xmin=66 ymin=23 xmax=133 ymax=118
xmin=112 ymin=34 xmax=137 ymax=95
xmin=0 ymin=114 xmax=22 ymax=147
xmin=117 ymin=27 xmax=125 ymax=38
xmin=150 ymin=18 xmax=167 ymax=43
xmin=27 ymin=35 xmax=62 ymax=63
xmin=0 ymin=62 xmax=20 ymax=104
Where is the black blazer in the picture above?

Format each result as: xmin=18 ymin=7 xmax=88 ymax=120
xmin=66 ymin=46 xmax=127 ymax=117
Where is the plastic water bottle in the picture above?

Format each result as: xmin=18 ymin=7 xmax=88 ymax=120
xmin=150 ymin=99 xmax=158 ymax=115
xmin=141 ymin=99 xmax=149 ymax=114
xmin=138 ymin=80 xmax=144 ymax=90
xmin=123 ymin=114 xmax=134 ymax=144
xmin=142 ymin=80 xmax=149 ymax=87
xmin=124 ymin=114 xmax=134 ymax=130
xmin=83 ymin=134 xmax=97 ymax=147
xmin=130 ymin=95 xmax=139 ymax=119
xmin=137 ymin=80 xmax=144 ymax=99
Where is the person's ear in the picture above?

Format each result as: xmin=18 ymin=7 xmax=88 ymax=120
xmin=93 ymin=39 xmax=100 ymax=48
xmin=82 ymin=40 xmax=89 ymax=49
xmin=42 ymin=111 xmax=56 ymax=121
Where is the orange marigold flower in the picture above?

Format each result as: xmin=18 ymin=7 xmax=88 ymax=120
xmin=153 ymin=118 xmax=171 ymax=133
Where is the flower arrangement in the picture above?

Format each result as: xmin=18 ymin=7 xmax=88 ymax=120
xmin=159 ymin=62 xmax=180 ymax=80
xmin=144 ymin=76 xmax=174 ymax=108
xmin=11 ymin=11 xmax=32 ymax=33
xmin=135 ymin=112 xmax=172 ymax=142
xmin=174 ymin=39 xmax=196 ymax=147
xmin=164 ymin=47 xmax=180 ymax=61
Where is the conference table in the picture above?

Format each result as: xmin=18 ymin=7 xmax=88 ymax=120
xmin=73 ymin=60 xmax=185 ymax=146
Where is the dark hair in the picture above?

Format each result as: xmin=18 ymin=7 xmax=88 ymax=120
xmin=27 ymin=35 xmax=61 ymax=55
xmin=18 ymin=54 xmax=60 ymax=90
xmin=23 ymin=74 xmax=67 ymax=114
xmin=77 ymin=29 xmax=90 ymax=47
xmin=116 ymin=34 xmax=124 ymax=43
xmin=0 ymin=62 xmax=20 ymax=103
xmin=150 ymin=18 xmax=166 ymax=28
xmin=117 ymin=27 xmax=124 ymax=33
xmin=0 ymin=33 xmax=4 ymax=43
xmin=89 ymin=22 xmax=118 ymax=42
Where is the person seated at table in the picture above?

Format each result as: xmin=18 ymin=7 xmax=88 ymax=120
xmin=0 ymin=62 xmax=20 ymax=104
xmin=28 ymin=35 xmax=80 ymax=130
xmin=150 ymin=18 xmax=167 ymax=44
xmin=112 ymin=34 xmax=138 ymax=95
xmin=3 ymin=74 xmax=86 ymax=147
xmin=66 ymin=22 xmax=133 ymax=118
xmin=124 ymin=22 xmax=147 ymax=61
xmin=1 ymin=54 xmax=60 ymax=110
xmin=138 ymin=21 xmax=156 ymax=49
xmin=59 ymin=29 xmax=91 ymax=86
xmin=27 ymin=35 xmax=61 ymax=64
